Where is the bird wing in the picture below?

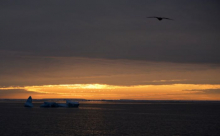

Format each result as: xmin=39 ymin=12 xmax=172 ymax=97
xmin=146 ymin=16 xmax=158 ymax=18
xmin=162 ymin=17 xmax=173 ymax=20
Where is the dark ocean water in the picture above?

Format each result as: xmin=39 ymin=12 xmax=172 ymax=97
xmin=0 ymin=101 xmax=220 ymax=136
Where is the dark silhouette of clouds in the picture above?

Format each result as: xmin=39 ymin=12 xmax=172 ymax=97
xmin=0 ymin=89 xmax=41 ymax=98
xmin=1 ymin=0 xmax=220 ymax=63
xmin=0 ymin=54 xmax=220 ymax=87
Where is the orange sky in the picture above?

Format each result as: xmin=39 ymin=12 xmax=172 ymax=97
xmin=1 ymin=84 xmax=220 ymax=100
xmin=1 ymin=57 xmax=220 ymax=100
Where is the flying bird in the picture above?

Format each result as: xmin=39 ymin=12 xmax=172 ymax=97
xmin=147 ymin=16 xmax=173 ymax=21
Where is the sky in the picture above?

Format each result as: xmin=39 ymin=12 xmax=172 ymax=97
xmin=1 ymin=0 xmax=220 ymax=100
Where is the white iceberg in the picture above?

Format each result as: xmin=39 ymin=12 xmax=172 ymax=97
xmin=40 ymin=100 xmax=79 ymax=108
xmin=24 ymin=96 xmax=33 ymax=107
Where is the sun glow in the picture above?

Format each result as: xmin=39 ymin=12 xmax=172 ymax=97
xmin=57 ymin=84 xmax=117 ymax=89
xmin=1 ymin=84 xmax=220 ymax=100
xmin=20 ymin=84 xmax=120 ymax=93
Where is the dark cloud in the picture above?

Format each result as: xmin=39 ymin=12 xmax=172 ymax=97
xmin=0 ymin=89 xmax=41 ymax=98
xmin=0 ymin=55 xmax=220 ymax=87
xmin=1 ymin=1 xmax=220 ymax=63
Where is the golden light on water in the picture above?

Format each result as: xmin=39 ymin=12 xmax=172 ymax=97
xmin=1 ymin=84 xmax=220 ymax=100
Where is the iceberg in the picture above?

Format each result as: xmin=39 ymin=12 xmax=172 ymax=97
xmin=66 ymin=100 xmax=79 ymax=107
xmin=57 ymin=103 xmax=67 ymax=107
xmin=40 ymin=100 xmax=79 ymax=108
xmin=24 ymin=96 xmax=33 ymax=107
xmin=40 ymin=102 xmax=59 ymax=107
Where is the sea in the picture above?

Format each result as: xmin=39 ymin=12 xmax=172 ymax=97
xmin=0 ymin=100 xmax=220 ymax=136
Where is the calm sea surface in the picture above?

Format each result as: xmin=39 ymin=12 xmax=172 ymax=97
xmin=0 ymin=101 xmax=220 ymax=136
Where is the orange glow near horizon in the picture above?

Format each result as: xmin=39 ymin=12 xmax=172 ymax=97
xmin=0 ymin=84 xmax=220 ymax=100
